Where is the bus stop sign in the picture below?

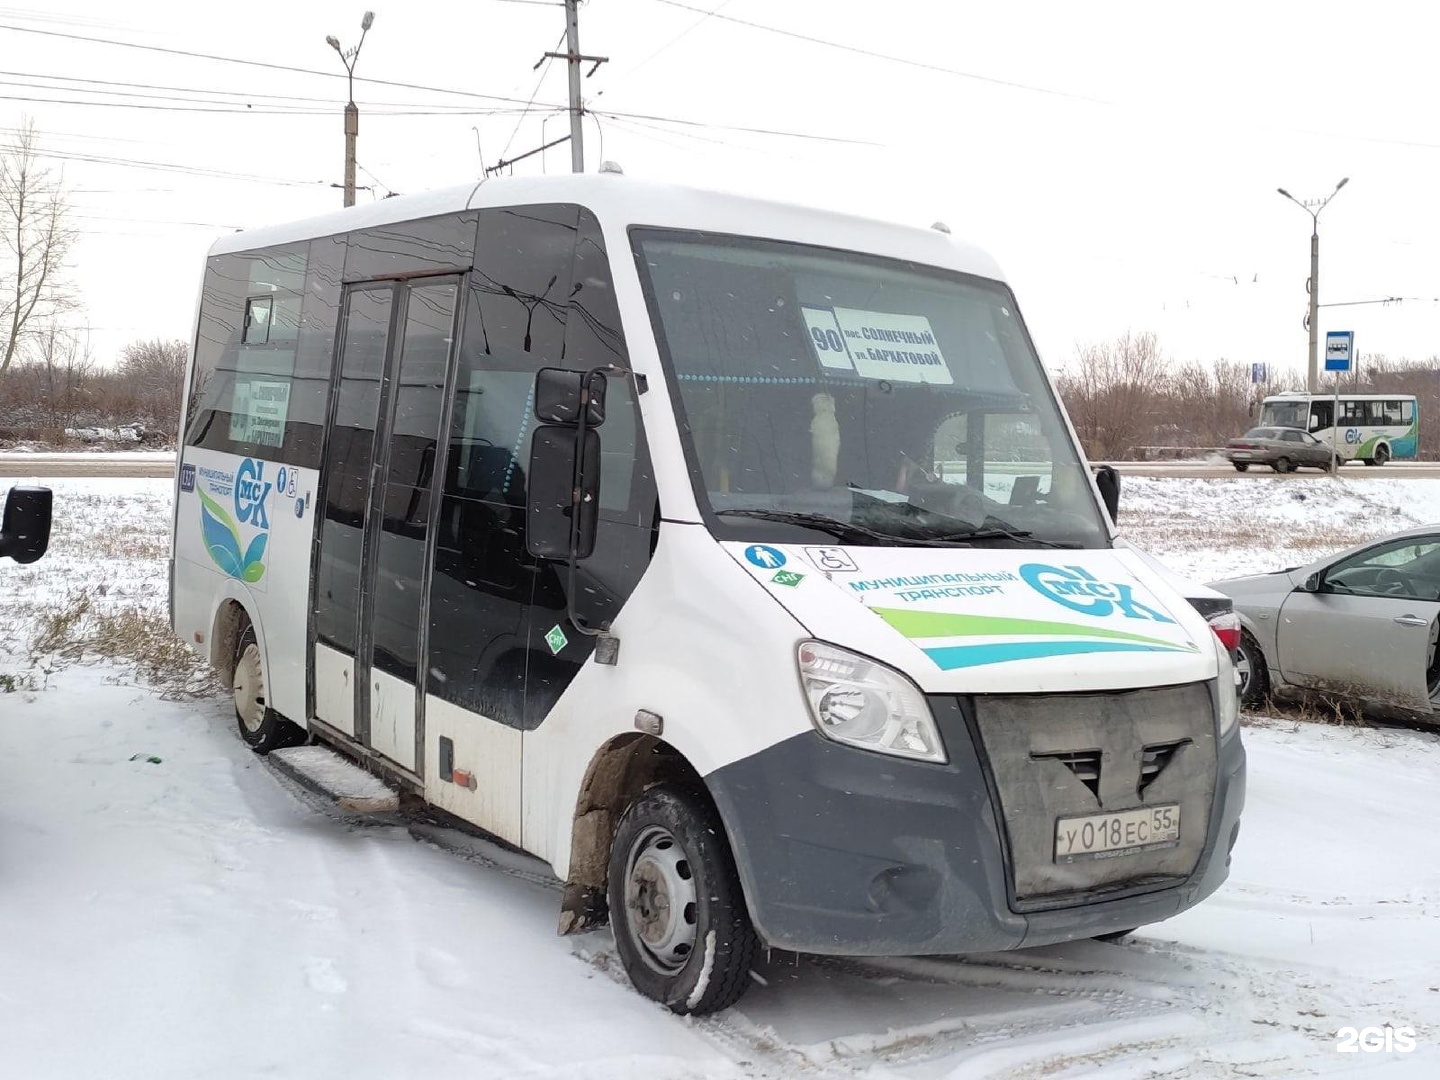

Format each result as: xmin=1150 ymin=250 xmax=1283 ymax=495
xmin=1325 ymin=331 xmax=1354 ymax=372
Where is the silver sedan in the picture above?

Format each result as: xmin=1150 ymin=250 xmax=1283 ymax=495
xmin=1209 ymin=526 xmax=1440 ymax=715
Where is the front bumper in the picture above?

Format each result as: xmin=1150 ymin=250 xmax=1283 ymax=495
xmin=705 ymin=691 xmax=1246 ymax=956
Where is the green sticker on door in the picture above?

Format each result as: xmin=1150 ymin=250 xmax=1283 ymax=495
xmin=772 ymin=570 xmax=804 ymax=587
xmin=545 ymin=624 xmax=569 ymax=655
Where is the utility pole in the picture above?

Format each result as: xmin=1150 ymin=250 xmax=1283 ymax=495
xmin=565 ymin=0 xmax=584 ymax=173
xmin=1278 ymin=177 xmax=1349 ymax=394
xmin=327 ymin=11 xmax=375 ymax=208
xmin=490 ymin=4 xmax=607 ymax=178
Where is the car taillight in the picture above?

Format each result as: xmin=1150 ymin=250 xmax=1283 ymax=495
xmin=1207 ymin=609 xmax=1241 ymax=653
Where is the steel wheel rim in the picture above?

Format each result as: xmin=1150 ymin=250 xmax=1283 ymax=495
xmin=623 ymin=824 xmax=699 ymax=976
xmin=234 ymin=643 xmax=266 ymax=733
xmin=1235 ymin=645 xmax=1252 ymax=698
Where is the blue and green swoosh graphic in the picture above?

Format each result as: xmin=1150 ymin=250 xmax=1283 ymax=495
xmin=872 ymin=608 xmax=1196 ymax=670
xmin=199 ymin=489 xmax=267 ymax=583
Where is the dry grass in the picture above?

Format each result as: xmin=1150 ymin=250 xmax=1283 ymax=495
xmin=24 ymin=590 xmax=218 ymax=701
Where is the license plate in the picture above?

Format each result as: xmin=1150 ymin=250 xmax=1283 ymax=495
xmin=1054 ymin=805 xmax=1180 ymax=861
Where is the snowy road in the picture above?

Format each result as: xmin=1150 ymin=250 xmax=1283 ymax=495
xmin=1 ymin=669 xmax=1436 ymax=1078
xmin=2 ymin=475 xmax=1439 ymax=1077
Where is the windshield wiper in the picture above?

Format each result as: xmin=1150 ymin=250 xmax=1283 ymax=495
xmin=714 ymin=509 xmax=1077 ymax=548
xmin=714 ymin=509 xmax=902 ymax=545
xmin=928 ymin=517 xmax=1081 ymax=549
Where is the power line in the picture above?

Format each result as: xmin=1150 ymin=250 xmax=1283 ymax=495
xmin=0 ymin=69 xmax=512 ymax=112
xmin=1319 ymin=297 xmax=1440 ymax=308
xmin=649 ymin=0 xmax=1109 ymax=105
xmin=0 ymin=91 xmax=507 ymax=116
xmin=28 ymin=146 xmax=322 ymax=187
xmin=495 ymin=30 xmax=568 ymax=171
xmin=603 ymin=0 xmax=734 ymax=90
xmin=0 ymin=22 xmax=569 ymax=110
xmin=591 ymin=107 xmax=878 ymax=146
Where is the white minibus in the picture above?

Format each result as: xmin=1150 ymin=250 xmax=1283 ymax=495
xmin=170 ymin=174 xmax=1246 ymax=1013
xmin=1259 ymin=390 xmax=1419 ymax=465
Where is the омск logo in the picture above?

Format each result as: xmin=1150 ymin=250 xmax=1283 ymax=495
xmin=235 ymin=459 xmax=272 ymax=530
xmin=1020 ymin=563 xmax=1174 ymax=623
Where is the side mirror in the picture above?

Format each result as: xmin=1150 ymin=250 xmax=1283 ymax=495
xmin=0 ymin=485 xmax=53 ymax=564
xmin=526 ymin=426 xmax=600 ymax=560
xmin=1094 ymin=465 xmax=1120 ymax=523
xmin=1300 ymin=572 xmax=1323 ymax=593
xmin=535 ymin=367 xmax=606 ymax=427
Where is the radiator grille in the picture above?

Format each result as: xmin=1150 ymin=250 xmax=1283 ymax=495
xmin=970 ymin=682 xmax=1217 ymax=906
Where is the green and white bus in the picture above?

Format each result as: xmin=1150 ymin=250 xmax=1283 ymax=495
xmin=1259 ymin=391 xmax=1419 ymax=465
xmin=170 ymin=174 xmax=1245 ymax=1013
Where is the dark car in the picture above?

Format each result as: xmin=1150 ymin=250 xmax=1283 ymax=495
xmin=1223 ymin=427 xmax=1336 ymax=473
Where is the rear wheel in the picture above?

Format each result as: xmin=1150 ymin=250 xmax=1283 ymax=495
xmin=1232 ymin=462 xmax=1249 ymax=472
xmin=1236 ymin=632 xmax=1270 ymax=708
xmin=1272 ymin=456 xmax=1293 ymax=474
xmin=608 ymin=784 xmax=757 ymax=1015
xmin=233 ymin=620 xmax=304 ymax=754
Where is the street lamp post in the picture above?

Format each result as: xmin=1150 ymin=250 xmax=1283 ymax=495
xmin=1277 ymin=177 xmax=1349 ymax=394
xmin=327 ymin=11 xmax=375 ymax=208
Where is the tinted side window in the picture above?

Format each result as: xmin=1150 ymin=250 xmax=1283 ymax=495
xmin=185 ymin=245 xmax=329 ymax=468
xmin=526 ymin=209 xmax=658 ymax=725
xmin=343 ymin=212 xmax=477 ymax=281
xmin=426 ymin=205 xmax=579 ymax=720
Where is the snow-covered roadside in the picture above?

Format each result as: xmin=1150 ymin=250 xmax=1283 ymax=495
xmin=1117 ymin=475 xmax=1440 ymax=585
xmin=3 ymin=473 xmax=1440 ymax=1077
xmin=3 ymin=668 xmax=1437 ymax=1078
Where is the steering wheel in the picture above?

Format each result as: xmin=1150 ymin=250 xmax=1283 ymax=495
xmin=1374 ymin=567 xmax=1411 ymax=595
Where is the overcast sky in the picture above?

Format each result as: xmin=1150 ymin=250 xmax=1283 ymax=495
xmin=8 ymin=0 xmax=1440 ymax=379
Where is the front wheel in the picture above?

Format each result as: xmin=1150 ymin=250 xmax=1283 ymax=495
xmin=608 ymin=784 xmax=758 ymax=1015
xmin=1374 ymin=444 xmax=1391 ymax=466
xmin=1236 ymin=632 xmax=1270 ymax=708
xmin=233 ymin=621 xmax=304 ymax=754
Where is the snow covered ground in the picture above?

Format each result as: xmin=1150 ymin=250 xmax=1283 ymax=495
xmin=2 ymin=474 xmax=1439 ymax=1078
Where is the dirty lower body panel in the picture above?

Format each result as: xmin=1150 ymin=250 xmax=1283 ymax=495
xmin=704 ymin=682 xmax=1245 ymax=956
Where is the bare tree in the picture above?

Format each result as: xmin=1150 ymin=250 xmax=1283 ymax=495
xmin=117 ymin=337 xmax=189 ymax=436
xmin=30 ymin=324 xmax=95 ymax=432
xmin=0 ymin=118 xmax=76 ymax=378
xmin=1057 ymin=331 xmax=1169 ymax=458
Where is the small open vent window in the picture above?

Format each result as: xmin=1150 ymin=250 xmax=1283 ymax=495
xmin=242 ymin=296 xmax=273 ymax=345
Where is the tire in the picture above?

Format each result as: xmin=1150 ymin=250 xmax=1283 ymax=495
xmin=1374 ymin=444 xmax=1390 ymax=466
xmin=1236 ymin=632 xmax=1270 ymax=709
xmin=1272 ymin=457 xmax=1292 ymax=474
xmin=607 ymin=783 xmax=758 ymax=1015
xmin=233 ymin=621 xmax=304 ymax=754
xmin=1232 ymin=462 xmax=1249 ymax=472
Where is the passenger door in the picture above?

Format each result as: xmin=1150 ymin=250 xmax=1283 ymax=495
xmin=312 ymin=277 xmax=460 ymax=773
xmin=365 ymin=279 xmax=459 ymax=771
xmin=313 ymin=285 xmax=394 ymax=740
xmin=1277 ymin=536 xmax=1440 ymax=711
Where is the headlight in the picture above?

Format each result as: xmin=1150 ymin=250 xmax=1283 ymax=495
xmin=797 ymin=641 xmax=946 ymax=763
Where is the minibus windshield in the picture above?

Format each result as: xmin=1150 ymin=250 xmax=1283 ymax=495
xmin=632 ymin=230 xmax=1107 ymax=548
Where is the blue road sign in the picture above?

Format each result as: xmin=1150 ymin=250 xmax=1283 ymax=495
xmin=1325 ymin=331 xmax=1354 ymax=372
